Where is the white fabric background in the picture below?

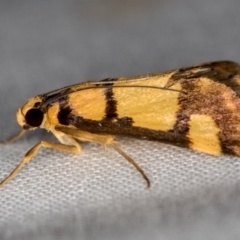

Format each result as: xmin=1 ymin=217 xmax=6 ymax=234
xmin=1 ymin=1 xmax=240 ymax=239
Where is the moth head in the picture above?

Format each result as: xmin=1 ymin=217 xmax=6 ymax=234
xmin=16 ymin=96 xmax=45 ymax=130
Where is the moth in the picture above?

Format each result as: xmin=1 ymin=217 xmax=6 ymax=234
xmin=1 ymin=61 xmax=240 ymax=188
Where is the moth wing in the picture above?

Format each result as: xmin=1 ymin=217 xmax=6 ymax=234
xmin=48 ymin=60 xmax=240 ymax=156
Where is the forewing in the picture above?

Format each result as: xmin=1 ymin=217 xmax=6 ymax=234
xmin=44 ymin=61 xmax=240 ymax=156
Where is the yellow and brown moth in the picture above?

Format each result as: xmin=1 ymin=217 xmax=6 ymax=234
xmin=1 ymin=60 xmax=240 ymax=187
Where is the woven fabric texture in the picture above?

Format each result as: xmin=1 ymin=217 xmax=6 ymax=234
xmin=1 ymin=1 xmax=240 ymax=240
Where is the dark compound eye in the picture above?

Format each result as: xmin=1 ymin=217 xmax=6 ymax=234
xmin=25 ymin=108 xmax=44 ymax=127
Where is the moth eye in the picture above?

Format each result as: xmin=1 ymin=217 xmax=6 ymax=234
xmin=25 ymin=108 xmax=44 ymax=127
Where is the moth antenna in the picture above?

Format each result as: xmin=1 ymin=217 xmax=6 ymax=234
xmin=111 ymin=142 xmax=151 ymax=188
xmin=0 ymin=129 xmax=26 ymax=144
xmin=41 ymin=85 xmax=184 ymax=110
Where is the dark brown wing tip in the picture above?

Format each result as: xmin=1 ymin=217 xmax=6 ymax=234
xmin=203 ymin=61 xmax=240 ymax=75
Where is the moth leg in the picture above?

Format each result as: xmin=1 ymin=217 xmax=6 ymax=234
xmin=55 ymin=126 xmax=151 ymax=188
xmin=0 ymin=135 xmax=81 ymax=187
xmin=55 ymin=126 xmax=115 ymax=145
xmin=0 ymin=129 xmax=26 ymax=144
xmin=111 ymin=143 xmax=150 ymax=188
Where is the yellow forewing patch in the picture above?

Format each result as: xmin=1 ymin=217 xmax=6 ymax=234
xmin=188 ymin=114 xmax=221 ymax=155
xmin=116 ymin=72 xmax=176 ymax=88
xmin=113 ymin=75 xmax=181 ymax=131
xmin=69 ymin=89 xmax=106 ymax=120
